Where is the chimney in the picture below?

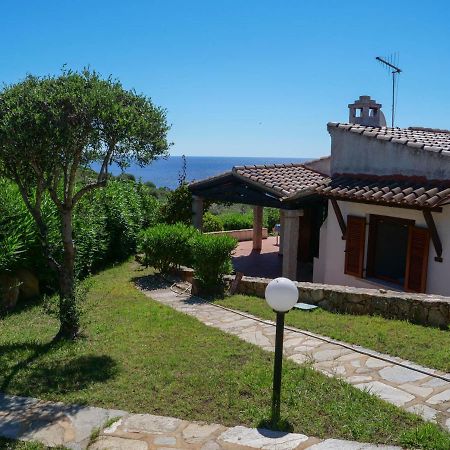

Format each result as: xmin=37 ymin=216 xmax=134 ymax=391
xmin=348 ymin=95 xmax=387 ymax=127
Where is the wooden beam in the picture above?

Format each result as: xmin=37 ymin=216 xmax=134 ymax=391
xmin=331 ymin=198 xmax=346 ymax=239
xmin=423 ymin=210 xmax=443 ymax=262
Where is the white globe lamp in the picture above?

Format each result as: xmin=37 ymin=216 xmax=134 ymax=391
xmin=265 ymin=277 xmax=298 ymax=312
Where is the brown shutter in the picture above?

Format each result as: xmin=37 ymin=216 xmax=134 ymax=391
xmin=405 ymin=226 xmax=430 ymax=293
xmin=344 ymin=216 xmax=366 ymax=277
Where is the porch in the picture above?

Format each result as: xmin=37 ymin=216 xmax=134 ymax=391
xmin=189 ymin=163 xmax=329 ymax=281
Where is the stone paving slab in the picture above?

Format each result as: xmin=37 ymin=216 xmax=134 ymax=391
xmin=98 ymin=413 xmax=401 ymax=449
xmin=0 ymin=393 xmax=401 ymax=449
xmin=0 ymin=393 xmax=126 ymax=450
xmin=142 ymin=286 xmax=450 ymax=432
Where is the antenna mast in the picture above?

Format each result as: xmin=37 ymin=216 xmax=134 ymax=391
xmin=376 ymin=55 xmax=402 ymax=128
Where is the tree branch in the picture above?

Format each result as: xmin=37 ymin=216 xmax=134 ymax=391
xmin=67 ymin=147 xmax=83 ymax=204
xmin=72 ymin=179 xmax=107 ymax=205
xmin=9 ymin=166 xmax=61 ymax=273
xmin=72 ymin=142 xmax=115 ymax=206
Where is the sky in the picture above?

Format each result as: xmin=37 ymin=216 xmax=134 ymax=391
xmin=1 ymin=1 xmax=450 ymax=158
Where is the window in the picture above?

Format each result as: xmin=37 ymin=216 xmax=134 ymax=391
xmin=344 ymin=214 xmax=431 ymax=293
xmin=367 ymin=215 xmax=412 ymax=286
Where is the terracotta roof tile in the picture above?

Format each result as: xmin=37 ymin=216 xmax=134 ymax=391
xmin=233 ymin=163 xmax=328 ymax=199
xmin=316 ymin=174 xmax=450 ymax=208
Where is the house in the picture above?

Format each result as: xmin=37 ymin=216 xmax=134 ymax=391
xmin=189 ymin=96 xmax=450 ymax=295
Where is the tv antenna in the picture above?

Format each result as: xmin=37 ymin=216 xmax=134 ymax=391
xmin=376 ymin=55 xmax=402 ymax=128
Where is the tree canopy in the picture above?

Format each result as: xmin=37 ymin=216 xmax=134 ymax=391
xmin=0 ymin=69 xmax=170 ymax=338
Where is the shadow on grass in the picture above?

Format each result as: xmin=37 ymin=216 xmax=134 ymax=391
xmin=133 ymin=274 xmax=210 ymax=305
xmin=0 ymin=295 xmax=45 ymax=319
xmin=132 ymin=273 xmax=174 ymax=291
xmin=0 ymin=340 xmax=117 ymax=397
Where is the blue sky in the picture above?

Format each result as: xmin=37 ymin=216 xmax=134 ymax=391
xmin=1 ymin=1 xmax=450 ymax=158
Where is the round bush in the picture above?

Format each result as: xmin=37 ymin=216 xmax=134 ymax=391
xmin=203 ymin=212 xmax=224 ymax=232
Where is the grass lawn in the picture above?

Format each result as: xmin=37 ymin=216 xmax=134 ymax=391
xmin=216 ymin=295 xmax=450 ymax=373
xmin=1 ymin=261 xmax=449 ymax=449
xmin=0 ymin=438 xmax=64 ymax=449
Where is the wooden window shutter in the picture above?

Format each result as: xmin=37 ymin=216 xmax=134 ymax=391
xmin=344 ymin=216 xmax=366 ymax=277
xmin=405 ymin=226 xmax=430 ymax=293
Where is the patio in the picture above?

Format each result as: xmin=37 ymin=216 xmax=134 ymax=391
xmin=232 ymin=236 xmax=313 ymax=281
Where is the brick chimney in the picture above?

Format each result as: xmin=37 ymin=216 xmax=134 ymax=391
xmin=348 ymin=95 xmax=387 ymax=127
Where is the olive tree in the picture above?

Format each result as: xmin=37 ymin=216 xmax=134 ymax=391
xmin=0 ymin=70 xmax=170 ymax=339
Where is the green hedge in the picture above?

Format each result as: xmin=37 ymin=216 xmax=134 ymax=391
xmin=138 ymin=223 xmax=237 ymax=292
xmin=209 ymin=208 xmax=280 ymax=232
xmin=191 ymin=233 xmax=237 ymax=291
xmin=138 ymin=223 xmax=198 ymax=272
xmin=202 ymin=212 xmax=224 ymax=232
xmin=0 ymin=178 xmax=161 ymax=290
xmin=219 ymin=212 xmax=253 ymax=231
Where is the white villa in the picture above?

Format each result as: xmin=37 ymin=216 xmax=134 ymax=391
xmin=190 ymin=96 xmax=450 ymax=296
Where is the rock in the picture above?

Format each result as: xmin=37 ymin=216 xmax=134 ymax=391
xmin=153 ymin=436 xmax=177 ymax=446
xmin=218 ymin=426 xmax=309 ymax=449
xmin=426 ymin=389 xmax=450 ymax=405
xmin=15 ymin=268 xmax=39 ymax=299
xmin=182 ymin=423 xmax=223 ymax=444
xmin=90 ymin=436 xmax=148 ymax=449
xmin=120 ymin=414 xmax=182 ymax=434
xmin=0 ymin=273 xmax=20 ymax=312
xmin=378 ymin=366 xmax=428 ymax=384
xmin=354 ymin=381 xmax=415 ymax=406
xmin=406 ymin=404 xmax=438 ymax=421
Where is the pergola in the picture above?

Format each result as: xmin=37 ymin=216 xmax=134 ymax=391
xmin=189 ymin=163 xmax=328 ymax=280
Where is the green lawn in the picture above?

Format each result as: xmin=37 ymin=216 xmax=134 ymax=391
xmin=0 ymin=261 xmax=449 ymax=449
xmin=0 ymin=438 xmax=64 ymax=450
xmin=216 ymin=295 xmax=450 ymax=373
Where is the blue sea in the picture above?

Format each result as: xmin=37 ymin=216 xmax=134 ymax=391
xmin=97 ymin=156 xmax=309 ymax=189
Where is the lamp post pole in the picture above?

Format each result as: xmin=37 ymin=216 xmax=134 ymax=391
xmin=271 ymin=311 xmax=285 ymax=428
xmin=264 ymin=277 xmax=298 ymax=430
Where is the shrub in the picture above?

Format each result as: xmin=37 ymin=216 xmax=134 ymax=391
xmin=219 ymin=212 xmax=253 ymax=231
xmin=265 ymin=208 xmax=280 ymax=233
xmin=138 ymin=223 xmax=198 ymax=273
xmin=159 ymin=183 xmax=193 ymax=225
xmin=136 ymin=183 xmax=162 ymax=228
xmin=73 ymin=195 xmax=109 ymax=277
xmin=0 ymin=177 xmax=162 ymax=290
xmin=202 ymin=212 xmax=223 ymax=232
xmin=191 ymin=234 xmax=237 ymax=292
xmin=96 ymin=180 xmax=145 ymax=261
xmin=0 ymin=179 xmax=57 ymax=285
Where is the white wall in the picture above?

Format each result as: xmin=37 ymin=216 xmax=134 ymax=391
xmin=329 ymin=127 xmax=450 ymax=180
xmin=313 ymin=200 xmax=450 ymax=296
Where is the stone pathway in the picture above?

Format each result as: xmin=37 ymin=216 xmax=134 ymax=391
xmin=0 ymin=393 xmax=400 ymax=449
xmin=141 ymin=285 xmax=450 ymax=433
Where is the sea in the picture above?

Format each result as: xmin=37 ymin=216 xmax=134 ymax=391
xmin=96 ymin=156 xmax=309 ymax=190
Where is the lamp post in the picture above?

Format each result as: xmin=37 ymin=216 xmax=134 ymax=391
xmin=265 ymin=277 xmax=299 ymax=429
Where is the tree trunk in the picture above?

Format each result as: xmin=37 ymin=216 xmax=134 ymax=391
xmin=56 ymin=208 xmax=79 ymax=340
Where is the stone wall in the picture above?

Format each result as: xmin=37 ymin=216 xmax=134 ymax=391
xmin=224 ymin=275 xmax=450 ymax=328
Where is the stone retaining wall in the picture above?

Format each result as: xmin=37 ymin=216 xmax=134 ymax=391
xmin=206 ymin=228 xmax=268 ymax=242
xmin=224 ymin=275 xmax=450 ymax=328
